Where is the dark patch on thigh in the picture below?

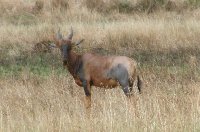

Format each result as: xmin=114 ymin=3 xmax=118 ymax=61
xmin=107 ymin=64 xmax=129 ymax=86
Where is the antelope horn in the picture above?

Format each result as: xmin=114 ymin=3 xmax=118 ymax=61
xmin=67 ymin=26 xmax=73 ymax=40
xmin=56 ymin=28 xmax=62 ymax=40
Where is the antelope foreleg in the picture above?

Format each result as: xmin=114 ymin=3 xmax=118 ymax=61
xmin=82 ymin=80 xmax=91 ymax=109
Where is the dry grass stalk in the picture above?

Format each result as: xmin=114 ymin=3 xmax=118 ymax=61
xmin=0 ymin=0 xmax=200 ymax=131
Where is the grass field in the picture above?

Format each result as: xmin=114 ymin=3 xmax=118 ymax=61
xmin=0 ymin=0 xmax=200 ymax=131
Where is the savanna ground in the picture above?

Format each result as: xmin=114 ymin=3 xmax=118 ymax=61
xmin=0 ymin=0 xmax=200 ymax=131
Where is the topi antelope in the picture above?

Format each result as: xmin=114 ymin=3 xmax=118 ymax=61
xmin=52 ymin=27 xmax=142 ymax=108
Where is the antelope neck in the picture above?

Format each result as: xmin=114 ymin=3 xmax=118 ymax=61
xmin=64 ymin=50 xmax=82 ymax=78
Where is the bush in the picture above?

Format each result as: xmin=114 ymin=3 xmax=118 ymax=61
xmin=83 ymin=0 xmax=180 ymax=14
xmin=187 ymin=0 xmax=200 ymax=8
xmin=84 ymin=0 xmax=134 ymax=13
xmin=112 ymin=0 xmax=134 ymax=13
xmin=32 ymin=0 xmax=44 ymax=14
xmin=51 ymin=0 xmax=69 ymax=11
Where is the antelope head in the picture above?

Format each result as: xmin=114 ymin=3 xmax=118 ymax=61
xmin=53 ymin=27 xmax=84 ymax=62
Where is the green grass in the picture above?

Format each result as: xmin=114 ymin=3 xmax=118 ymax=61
xmin=0 ymin=45 xmax=199 ymax=82
xmin=0 ymin=50 xmax=67 ymax=77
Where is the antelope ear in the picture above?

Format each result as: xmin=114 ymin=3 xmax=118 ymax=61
xmin=66 ymin=27 xmax=73 ymax=40
xmin=49 ymin=42 xmax=57 ymax=48
xmin=75 ymin=39 xmax=84 ymax=46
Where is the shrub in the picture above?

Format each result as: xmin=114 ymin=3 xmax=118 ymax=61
xmin=187 ymin=0 xmax=200 ymax=8
xmin=51 ymin=0 xmax=69 ymax=11
xmin=83 ymin=0 xmax=181 ymax=14
xmin=32 ymin=0 xmax=44 ymax=14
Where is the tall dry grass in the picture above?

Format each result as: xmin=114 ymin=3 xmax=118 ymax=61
xmin=0 ymin=72 xmax=199 ymax=131
xmin=0 ymin=0 xmax=200 ymax=131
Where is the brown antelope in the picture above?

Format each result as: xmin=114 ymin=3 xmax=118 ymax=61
xmin=53 ymin=27 xmax=142 ymax=108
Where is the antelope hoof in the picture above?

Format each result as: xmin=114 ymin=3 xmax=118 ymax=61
xmin=85 ymin=96 xmax=91 ymax=109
